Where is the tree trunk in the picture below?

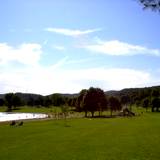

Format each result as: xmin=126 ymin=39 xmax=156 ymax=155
xmin=91 ymin=111 xmax=94 ymax=117
xmin=129 ymin=105 xmax=132 ymax=111
xmin=7 ymin=105 xmax=12 ymax=112
xmin=110 ymin=110 xmax=112 ymax=117
xmin=99 ymin=110 xmax=101 ymax=117
xmin=85 ymin=111 xmax=87 ymax=117
xmin=156 ymin=107 xmax=159 ymax=112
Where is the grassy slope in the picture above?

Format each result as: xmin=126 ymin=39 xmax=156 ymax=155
xmin=0 ymin=106 xmax=62 ymax=113
xmin=0 ymin=113 xmax=160 ymax=160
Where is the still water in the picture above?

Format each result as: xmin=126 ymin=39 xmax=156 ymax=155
xmin=0 ymin=112 xmax=48 ymax=122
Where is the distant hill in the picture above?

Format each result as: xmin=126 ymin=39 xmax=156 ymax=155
xmin=105 ymin=90 xmax=119 ymax=97
xmin=15 ymin=93 xmax=43 ymax=102
xmin=1 ymin=85 xmax=160 ymax=101
xmin=0 ymin=92 xmax=43 ymax=101
xmin=47 ymin=93 xmax=78 ymax=98
xmin=0 ymin=92 xmax=78 ymax=101
xmin=0 ymin=94 xmax=4 ymax=99
xmin=106 ymin=86 xmax=160 ymax=97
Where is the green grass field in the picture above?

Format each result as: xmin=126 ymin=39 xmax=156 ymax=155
xmin=0 ymin=112 xmax=160 ymax=160
xmin=0 ymin=106 xmax=62 ymax=113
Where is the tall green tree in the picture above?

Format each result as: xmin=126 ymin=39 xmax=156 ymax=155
xmin=152 ymin=97 xmax=160 ymax=112
xmin=0 ymin=98 xmax=4 ymax=106
xmin=27 ymin=97 xmax=35 ymax=106
xmin=51 ymin=94 xmax=65 ymax=106
xmin=109 ymin=96 xmax=122 ymax=116
xmin=142 ymin=97 xmax=150 ymax=112
xmin=43 ymin=96 xmax=52 ymax=107
xmin=121 ymin=95 xmax=130 ymax=107
xmin=5 ymin=93 xmax=14 ymax=111
xmin=76 ymin=89 xmax=87 ymax=112
xmin=152 ymin=89 xmax=159 ymax=97
xmin=12 ymin=95 xmax=23 ymax=109
xmin=82 ymin=87 xmax=107 ymax=117
xmin=5 ymin=93 xmax=23 ymax=111
xmin=34 ymin=96 xmax=44 ymax=107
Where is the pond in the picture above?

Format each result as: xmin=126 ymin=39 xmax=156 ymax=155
xmin=0 ymin=112 xmax=48 ymax=122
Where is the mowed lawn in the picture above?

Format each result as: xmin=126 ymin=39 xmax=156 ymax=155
xmin=0 ymin=113 xmax=160 ymax=160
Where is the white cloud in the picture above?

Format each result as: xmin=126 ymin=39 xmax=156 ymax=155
xmin=0 ymin=64 xmax=157 ymax=95
xmin=66 ymin=58 xmax=93 ymax=65
xmin=83 ymin=40 xmax=160 ymax=56
xmin=0 ymin=43 xmax=42 ymax=66
xmin=0 ymin=42 xmax=158 ymax=95
xmin=60 ymin=68 xmax=152 ymax=91
xmin=45 ymin=27 xmax=101 ymax=37
xmin=52 ymin=45 xmax=66 ymax=51
xmin=50 ymin=56 xmax=69 ymax=69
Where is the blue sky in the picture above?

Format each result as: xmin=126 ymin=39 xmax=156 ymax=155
xmin=0 ymin=0 xmax=160 ymax=95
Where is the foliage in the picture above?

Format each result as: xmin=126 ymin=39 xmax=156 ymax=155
xmin=34 ymin=96 xmax=44 ymax=106
xmin=120 ymin=95 xmax=131 ymax=106
xmin=138 ymin=0 xmax=160 ymax=12
xmin=152 ymin=97 xmax=160 ymax=112
xmin=50 ymin=94 xmax=65 ymax=106
xmin=5 ymin=93 xmax=14 ymax=111
xmin=152 ymin=89 xmax=160 ymax=97
xmin=4 ymin=93 xmax=24 ymax=111
xmin=1 ymin=86 xmax=160 ymax=112
xmin=75 ymin=89 xmax=87 ymax=112
xmin=27 ymin=97 xmax=35 ymax=106
xmin=107 ymin=86 xmax=160 ymax=109
xmin=142 ymin=97 xmax=150 ymax=111
xmin=43 ymin=96 xmax=52 ymax=107
xmin=12 ymin=95 xmax=23 ymax=108
xmin=0 ymin=98 xmax=4 ymax=106
xmin=109 ymin=96 xmax=122 ymax=116
xmin=81 ymin=87 xmax=107 ymax=117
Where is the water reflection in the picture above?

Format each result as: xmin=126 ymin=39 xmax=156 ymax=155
xmin=0 ymin=112 xmax=48 ymax=122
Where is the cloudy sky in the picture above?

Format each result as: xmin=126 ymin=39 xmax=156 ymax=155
xmin=0 ymin=0 xmax=160 ymax=95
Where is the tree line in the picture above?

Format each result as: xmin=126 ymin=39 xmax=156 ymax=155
xmin=0 ymin=86 xmax=160 ymax=115
xmin=68 ymin=86 xmax=160 ymax=116
xmin=0 ymin=93 xmax=67 ymax=111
